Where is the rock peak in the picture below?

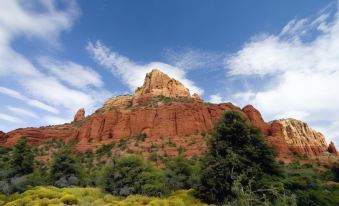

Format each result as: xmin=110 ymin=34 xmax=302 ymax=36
xmin=134 ymin=69 xmax=191 ymax=98
xmin=74 ymin=108 xmax=85 ymax=122
xmin=328 ymin=141 xmax=338 ymax=156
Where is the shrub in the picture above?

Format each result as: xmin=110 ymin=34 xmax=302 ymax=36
xmin=61 ymin=194 xmax=78 ymax=205
xmin=165 ymin=156 xmax=195 ymax=190
xmin=102 ymin=156 xmax=167 ymax=197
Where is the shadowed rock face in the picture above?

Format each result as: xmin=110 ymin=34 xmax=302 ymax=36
xmin=328 ymin=142 xmax=338 ymax=156
xmin=0 ymin=69 xmax=334 ymax=159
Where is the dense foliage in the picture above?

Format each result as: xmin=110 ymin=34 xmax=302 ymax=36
xmin=103 ymin=156 xmax=167 ymax=196
xmin=50 ymin=147 xmax=82 ymax=187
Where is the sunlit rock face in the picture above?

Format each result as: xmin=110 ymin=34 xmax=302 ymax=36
xmin=274 ymin=119 xmax=328 ymax=156
xmin=134 ymin=69 xmax=191 ymax=98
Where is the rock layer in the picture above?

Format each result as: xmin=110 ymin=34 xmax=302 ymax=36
xmin=274 ymin=119 xmax=328 ymax=156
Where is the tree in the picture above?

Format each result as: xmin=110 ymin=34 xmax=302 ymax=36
xmin=103 ymin=156 xmax=167 ymax=196
xmin=164 ymin=156 xmax=195 ymax=190
xmin=194 ymin=111 xmax=279 ymax=204
xmin=10 ymin=138 xmax=34 ymax=176
xmin=50 ymin=148 xmax=82 ymax=187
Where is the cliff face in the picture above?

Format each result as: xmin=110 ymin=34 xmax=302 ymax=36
xmin=0 ymin=69 xmax=335 ymax=159
xmin=274 ymin=119 xmax=328 ymax=156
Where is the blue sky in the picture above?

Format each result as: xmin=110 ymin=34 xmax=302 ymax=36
xmin=0 ymin=0 xmax=338 ymax=146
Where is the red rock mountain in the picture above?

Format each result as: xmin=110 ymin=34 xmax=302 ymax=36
xmin=0 ymin=69 xmax=336 ymax=159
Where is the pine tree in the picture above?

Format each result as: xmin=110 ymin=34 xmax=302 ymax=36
xmin=194 ymin=111 xmax=278 ymax=204
xmin=50 ymin=147 xmax=81 ymax=186
xmin=10 ymin=138 xmax=34 ymax=176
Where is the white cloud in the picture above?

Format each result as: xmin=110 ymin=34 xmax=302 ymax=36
xmin=0 ymin=86 xmax=26 ymax=100
xmin=0 ymin=0 xmax=111 ymax=126
xmin=87 ymin=41 xmax=203 ymax=95
xmin=225 ymin=3 xmax=339 ymax=144
xmin=0 ymin=0 xmax=79 ymax=46
xmin=7 ymin=106 xmax=38 ymax=118
xmin=27 ymin=100 xmax=59 ymax=114
xmin=209 ymin=94 xmax=223 ymax=104
xmin=39 ymin=58 xmax=104 ymax=89
xmin=164 ymin=48 xmax=223 ymax=71
xmin=44 ymin=116 xmax=72 ymax=125
xmin=0 ymin=113 xmax=22 ymax=123
xmin=0 ymin=86 xmax=59 ymax=114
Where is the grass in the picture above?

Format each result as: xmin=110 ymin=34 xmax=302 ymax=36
xmin=0 ymin=187 xmax=209 ymax=206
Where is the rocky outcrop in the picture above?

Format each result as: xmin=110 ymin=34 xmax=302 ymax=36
xmin=274 ymin=119 xmax=328 ymax=156
xmin=102 ymin=95 xmax=133 ymax=110
xmin=0 ymin=69 xmax=335 ymax=159
xmin=134 ymin=69 xmax=191 ymax=98
xmin=328 ymin=142 xmax=338 ymax=156
xmin=74 ymin=108 xmax=85 ymax=122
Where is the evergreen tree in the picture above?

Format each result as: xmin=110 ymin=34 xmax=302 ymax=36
xmin=50 ymin=147 xmax=82 ymax=186
xmin=10 ymin=138 xmax=34 ymax=176
xmin=194 ymin=111 xmax=278 ymax=204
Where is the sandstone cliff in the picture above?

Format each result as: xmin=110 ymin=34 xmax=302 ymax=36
xmin=274 ymin=119 xmax=328 ymax=156
xmin=0 ymin=69 xmax=335 ymax=159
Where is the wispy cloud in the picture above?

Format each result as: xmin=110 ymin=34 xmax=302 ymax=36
xmin=87 ymin=41 xmax=204 ymax=95
xmin=225 ymin=2 xmax=339 ymax=144
xmin=0 ymin=86 xmax=58 ymax=114
xmin=164 ymin=48 xmax=224 ymax=71
xmin=39 ymin=57 xmax=104 ymax=89
xmin=0 ymin=113 xmax=21 ymax=123
xmin=7 ymin=106 xmax=38 ymax=119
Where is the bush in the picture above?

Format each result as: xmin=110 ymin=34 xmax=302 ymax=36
xmin=164 ymin=156 xmax=196 ymax=190
xmin=61 ymin=194 xmax=79 ymax=205
xmin=102 ymin=156 xmax=167 ymax=197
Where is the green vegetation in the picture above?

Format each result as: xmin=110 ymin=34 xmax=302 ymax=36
xmin=103 ymin=156 xmax=167 ymax=197
xmin=10 ymin=138 xmax=34 ymax=176
xmin=0 ymin=111 xmax=338 ymax=205
xmin=138 ymin=96 xmax=194 ymax=107
xmin=50 ymin=148 xmax=82 ymax=187
xmin=194 ymin=111 xmax=284 ymax=204
xmin=0 ymin=187 xmax=208 ymax=206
